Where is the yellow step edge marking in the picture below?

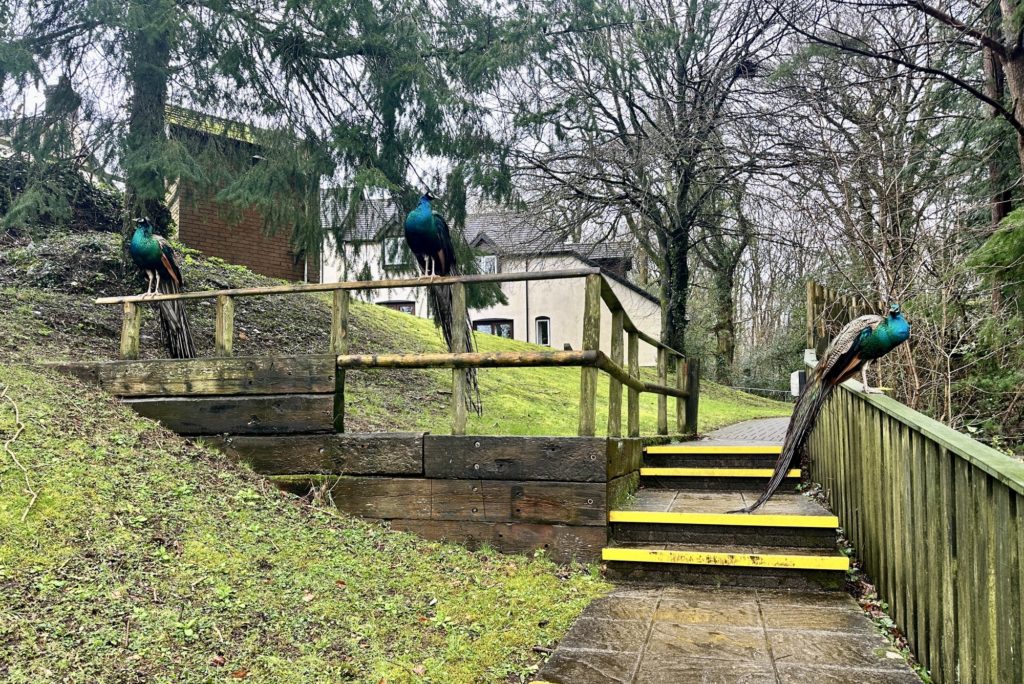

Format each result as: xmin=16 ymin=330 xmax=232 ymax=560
xmin=645 ymin=445 xmax=782 ymax=455
xmin=608 ymin=510 xmax=839 ymax=529
xmin=640 ymin=467 xmax=800 ymax=478
xmin=601 ymin=547 xmax=850 ymax=571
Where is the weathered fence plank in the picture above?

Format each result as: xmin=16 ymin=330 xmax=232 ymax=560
xmin=807 ymin=347 xmax=1024 ymax=684
xmin=123 ymin=394 xmax=333 ymax=435
xmin=52 ymin=355 xmax=336 ymax=396
xmin=423 ymin=436 xmax=606 ymax=482
xmin=219 ymin=432 xmax=424 ymax=475
xmin=272 ymin=475 xmax=606 ymax=526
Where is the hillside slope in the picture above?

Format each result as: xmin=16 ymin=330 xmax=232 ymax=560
xmin=0 ymin=364 xmax=607 ymax=682
xmin=0 ymin=231 xmax=791 ymax=434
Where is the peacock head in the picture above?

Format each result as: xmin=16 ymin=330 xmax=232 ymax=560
xmin=888 ymin=302 xmax=902 ymax=317
xmin=422 ymin=192 xmax=436 ymax=203
xmin=135 ymin=216 xmax=153 ymax=235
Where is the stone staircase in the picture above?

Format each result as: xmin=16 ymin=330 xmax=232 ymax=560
xmin=602 ymin=443 xmax=850 ymax=590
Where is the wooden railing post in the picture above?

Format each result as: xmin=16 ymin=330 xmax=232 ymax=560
xmin=330 ymin=290 xmax=349 ymax=355
xmin=607 ymin=309 xmax=624 ymax=437
xmin=676 ymin=357 xmax=685 ymax=434
xmin=806 ymin=280 xmax=816 ymax=350
xmin=451 ymin=282 xmax=468 ymax=435
xmin=656 ymin=347 xmax=668 ymax=435
xmin=331 ymin=290 xmax=349 ymax=433
xmin=577 ymin=274 xmax=602 ymax=436
xmin=683 ymin=358 xmax=700 ymax=435
xmin=627 ymin=331 xmax=640 ymax=438
xmin=119 ymin=301 xmax=142 ymax=360
xmin=215 ymin=295 xmax=234 ymax=357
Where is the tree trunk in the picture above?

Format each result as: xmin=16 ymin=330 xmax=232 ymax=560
xmin=712 ymin=268 xmax=736 ymax=384
xmin=124 ymin=0 xmax=174 ymax=237
xmin=662 ymin=231 xmax=690 ymax=356
xmin=984 ymin=42 xmax=1013 ymax=226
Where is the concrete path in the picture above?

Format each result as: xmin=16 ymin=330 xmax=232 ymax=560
xmin=534 ymin=418 xmax=921 ymax=684
xmin=534 ymin=585 xmax=921 ymax=683
xmin=703 ymin=417 xmax=790 ymax=444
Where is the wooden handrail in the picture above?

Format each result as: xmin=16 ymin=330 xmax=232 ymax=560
xmin=337 ymin=349 xmax=600 ymax=370
xmin=97 ymin=269 xmax=700 ymax=437
xmin=101 ymin=269 xmax=681 ymax=367
xmin=94 ymin=268 xmax=602 ymax=304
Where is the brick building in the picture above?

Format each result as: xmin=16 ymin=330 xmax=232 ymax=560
xmin=167 ymin=107 xmax=319 ymax=282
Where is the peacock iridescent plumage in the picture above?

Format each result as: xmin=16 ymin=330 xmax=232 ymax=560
xmin=736 ymin=303 xmax=910 ymax=513
xmin=404 ymin=193 xmax=482 ymax=415
xmin=129 ymin=217 xmax=196 ymax=359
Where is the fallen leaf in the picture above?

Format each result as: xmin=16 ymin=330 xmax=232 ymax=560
xmin=302 ymin=592 xmax=315 ymax=602
xmin=230 ymin=668 xmax=248 ymax=679
xmin=412 ymin=664 xmax=426 ymax=676
xmin=335 ymin=580 xmax=347 ymax=589
xmin=210 ymin=655 xmax=226 ymax=667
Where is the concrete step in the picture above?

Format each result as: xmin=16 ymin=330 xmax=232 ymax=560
xmin=639 ymin=466 xmax=800 ymax=491
xmin=643 ymin=444 xmax=782 ymax=468
xmin=602 ymin=542 xmax=849 ymax=591
xmin=609 ymin=490 xmax=837 ymax=548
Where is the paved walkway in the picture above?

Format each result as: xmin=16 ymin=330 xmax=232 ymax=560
xmin=702 ymin=417 xmax=790 ymax=444
xmin=535 ymin=585 xmax=921 ymax=683
xmin=534 ymin=418 xmax=921 ymax=684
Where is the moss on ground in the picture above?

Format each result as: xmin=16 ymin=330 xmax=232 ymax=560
xmin=0 ymin=365 xmax=608 ymax=682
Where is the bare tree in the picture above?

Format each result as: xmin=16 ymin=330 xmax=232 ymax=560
xmin=500 ymin=0 xmax=788 ymax=353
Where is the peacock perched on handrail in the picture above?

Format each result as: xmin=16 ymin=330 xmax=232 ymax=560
xmin=128 ymin=217 xmax=196 ymax=359
xmin=404 ymin=192 xmax=482 ymax=415
xmin=735 ymin=303 xmax=910 ymax=513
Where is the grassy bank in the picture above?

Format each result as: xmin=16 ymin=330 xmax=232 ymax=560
xmin=0 ymin=364 xmax=608 ymax=682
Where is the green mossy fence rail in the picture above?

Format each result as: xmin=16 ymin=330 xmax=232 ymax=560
xmin=805 ymin=349 xmax=1024 ymax=684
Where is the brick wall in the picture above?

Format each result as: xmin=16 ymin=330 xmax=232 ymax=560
xmin=176 ymin=185 xmax=319 ymax=283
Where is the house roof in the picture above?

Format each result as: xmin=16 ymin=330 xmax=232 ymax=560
xmin=321 ymin=196 xmax=399 ymax=242
xmin=320 ymin=199 xmax=655 ymax=303
xmin=166 ymin=105 xmax=262 ymax=145
xmin=465 ymin=212 xmax=631 ymax=261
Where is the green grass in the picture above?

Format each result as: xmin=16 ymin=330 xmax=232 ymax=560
xmin=343 ymin=304 xmax=792 ymax=435
xmin=0 ymin=364 xmax=608 ymax=682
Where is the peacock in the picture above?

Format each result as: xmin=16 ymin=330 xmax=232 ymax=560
xmin=735 ymin=303 xmax=910 ymax=513
xmin=404 ymin=193 xmax=482 ymax=415
xmin=129 ymin=217 xmax=196 ymax=359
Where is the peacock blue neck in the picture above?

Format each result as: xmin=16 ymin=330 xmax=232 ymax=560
xmin=859 ymin=313 xmax=910 ymax=359
xmin=130 ymin=225 xmax=161 ymax=262
xmin=405 ymin=197 xmax=434 ymax=234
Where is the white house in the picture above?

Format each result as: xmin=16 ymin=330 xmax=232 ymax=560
xmin=320 ymin=201 xmax=663 ymax=365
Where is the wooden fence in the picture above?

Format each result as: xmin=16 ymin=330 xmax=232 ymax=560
xmin=805 ymin=280 xmax=878 ymax=359
xmin=96 ymin=269 xmax=699 ymax=439
xmin=806 ymin=347 xmax=1024 ymax=684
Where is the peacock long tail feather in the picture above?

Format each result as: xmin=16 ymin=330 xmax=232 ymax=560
xmin=428 ymin=284 xmax=482 ymax=416
xmin=156 ymin=278 xmax=197 ymax=359
xmin=733 ymin=372 xmax=834 ymax=513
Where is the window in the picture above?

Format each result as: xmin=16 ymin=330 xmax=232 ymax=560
xmin=535 ymin=316 xmax=551 ymax=346
xmin=383 ymin=237 xmax=410 ymax=267
xmin=476 ymin=254 xmax=498 ymax=274
xmin=473 ymin=318 xmax=514 ymax=339
xmin=380 ymin=301 xmax=416 ymax=315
